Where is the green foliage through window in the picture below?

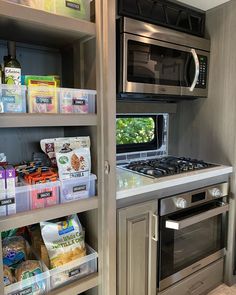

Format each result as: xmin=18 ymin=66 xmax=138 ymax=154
xmin=116 ymin=117 xmax=155 ymax=145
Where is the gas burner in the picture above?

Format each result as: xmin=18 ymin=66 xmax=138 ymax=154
xmin=124 ymin=156 xmax=216 ymax=178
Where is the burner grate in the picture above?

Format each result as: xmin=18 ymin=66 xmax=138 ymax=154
xmin=125 ymin=156 xmax=216 ymax=178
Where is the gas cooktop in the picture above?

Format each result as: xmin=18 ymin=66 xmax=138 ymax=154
xmin=122 ymin=156 xmax=217 ymax=179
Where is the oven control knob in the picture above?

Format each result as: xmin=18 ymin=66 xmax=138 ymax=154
xmin=175 ymin=198 xmax=187 ymax=209
xmin=210 ymin=188 xmax=222 ymax=198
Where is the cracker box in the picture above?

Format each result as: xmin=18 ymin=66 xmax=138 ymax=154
xmin=5 ymin=165 xmax=16 ymax=215
xmin=0 ymin=167 xmax=6 ymax=216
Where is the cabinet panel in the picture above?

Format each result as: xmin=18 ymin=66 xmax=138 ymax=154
xmin=118 ymin=200 xmax=158 ymax=295
xmin=128 ymin=214 xmax=149 ymax=295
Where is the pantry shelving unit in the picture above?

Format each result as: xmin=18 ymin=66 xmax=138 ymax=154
xmin=0 ymin=1 xmax=116 ymax=295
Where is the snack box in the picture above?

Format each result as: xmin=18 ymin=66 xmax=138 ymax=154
xmin=4 ymin=250 xmax=50 ymax=295
xmin=27 ymin=86 xmax=58 ymax=113
xmin=60 ymin=174 xmax=96 ymax=203
xmin=22 ymin=75 xmax=58 ymax=86
xmin=0 ymin=167 xmax=6 ymax=216
xmin=5 ymin=165 xmax=16 ymax=215
xmin=59 ymin=88 xmax=96 ymax=114
xmin=49 ymin=244 xmax=97 ymax=290
xmin=0 ymin=85 xmax=26 ymax=113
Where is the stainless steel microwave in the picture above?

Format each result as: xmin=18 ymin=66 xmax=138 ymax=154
xmin=117 ymin=17 xmax=211 ymax=100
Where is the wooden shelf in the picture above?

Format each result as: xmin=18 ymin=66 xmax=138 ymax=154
xmin=0 ymin=1 xmax=96 ymax=47
xmin=0 ymin=113 xmax=97 ymax=128
xmin=0 ymin=196 xmax=98 ymax=231
xmin=48 ymin=273 xmax=99 ymax=295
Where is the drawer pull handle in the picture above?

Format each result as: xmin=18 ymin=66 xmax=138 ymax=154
xmin=152 ymin=213 xmax=158 ymax=242
xmin=189 ymin=281 xmax=204 ymax=295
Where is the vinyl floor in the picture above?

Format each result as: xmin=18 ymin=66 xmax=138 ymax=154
xmin=208 ymin=284 xmax=236 ymax=295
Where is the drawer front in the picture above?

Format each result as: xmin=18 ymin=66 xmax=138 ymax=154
xmin=159 ymin=259 xmax=223 ymax=295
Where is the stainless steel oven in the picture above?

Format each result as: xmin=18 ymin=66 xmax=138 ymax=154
xmin=158 ymin=182 xmax=229 ymax=291
xmin=117 ymin=17 xmax=210 ymax=100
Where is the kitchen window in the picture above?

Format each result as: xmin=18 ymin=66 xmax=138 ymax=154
xmin=116 ymin=115 xmax=164 ymax=153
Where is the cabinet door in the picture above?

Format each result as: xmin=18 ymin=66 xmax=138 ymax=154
xmin=118 ymin=200 xmax=158 ymax=295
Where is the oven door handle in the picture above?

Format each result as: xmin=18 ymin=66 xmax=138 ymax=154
xmin=189 ymin=48 xmax=200 ymax=92
xmin=165 ymin=203 xmax=229 ymax=230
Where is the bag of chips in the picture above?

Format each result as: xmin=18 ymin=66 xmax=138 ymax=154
xmin=40 ymin=215 xmax=86 ymax=269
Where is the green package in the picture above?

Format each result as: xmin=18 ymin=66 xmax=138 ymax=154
xmin=22 ymin=75 xmax=54 ymax=86
xmin=54 ymin=0 xmax=90 ymax=20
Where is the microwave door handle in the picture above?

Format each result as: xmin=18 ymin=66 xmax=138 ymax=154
xmin=189 ymin=49 xmax=200 ymax=92
xmin=165 ymin=203 xmax=229 ymax=230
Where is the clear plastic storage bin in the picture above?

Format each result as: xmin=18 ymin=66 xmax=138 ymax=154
xmin=49 ymin=244 xmax=98 ymax=290
xmin=0 ymin=85 xmax=26 ymax=113
xmin=27 ymin=86 xmax=58 ymax=113
xmin=60 ymin=174 xmax=96 ymax=203
xmin=4 ymin=254 xmax=50 ymax=295
xmin=1 ymin=181 xmax=60 ymax=216
xmin=59 ymin=88 xmax=96 ymax=114
xmin=30 ymin=181 xmax=60 ymax=210
xmin=6 ymin=0 xmax=91 ymax=21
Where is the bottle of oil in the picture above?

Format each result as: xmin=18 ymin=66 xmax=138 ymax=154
xmin=4 ymin=41 xmax=21 ymax=85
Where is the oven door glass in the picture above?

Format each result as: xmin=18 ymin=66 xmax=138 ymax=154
xmin=159 ymin=202 xmax=225 ymax=281
xmin=127 ymin=40 xmax=195 ymax=87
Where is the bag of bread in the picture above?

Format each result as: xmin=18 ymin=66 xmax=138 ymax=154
xmin=40 ymin=137 xmax=90 ymax=167
xmin=40 ymin=215 xmax=86 ymax=269
xmin=15 ymin=260 xmax=46 ymax=295
xmin=56 ymin=147 xmax=91 ymax=180
xmin=3 ymin=236 xmax=27 ymax=268
xmin=3 ymin=265 xmax=15 ymax=286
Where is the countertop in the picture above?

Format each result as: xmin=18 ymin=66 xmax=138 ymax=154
xmin=116 ymin=165 xmax=233 ymax=200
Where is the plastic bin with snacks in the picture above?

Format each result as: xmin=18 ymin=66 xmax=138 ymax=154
xmin=59 ymin=88 xmax=96 ymax=114
xmin=6 ymin=0 xmax=91 ymax=21
xmin=0 ymin=164 xmax=60 ymax=217
xmin=3 ymin=236 xmax=50 ymax=295
xmin=40 ymin=215 xmax=98 ymax=291
xmin=0 ymin=176 xmax=60 ymax=217
xmin=27 ymin=86 xmax=58 ymax=113
xmin=0 ymin=85 xmax=26 ymax=113
xmin=60 ymin=174 xmax=97 ymax=203
xmin=50 ymin=244 xmax=97 ymax=290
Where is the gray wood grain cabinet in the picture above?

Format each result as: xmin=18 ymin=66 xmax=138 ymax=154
xmin=118 ymin=200 xmax=158 ymax=295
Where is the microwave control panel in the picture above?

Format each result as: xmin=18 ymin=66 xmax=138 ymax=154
xmin=196 ymin=55 xmax=208 ymax=88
